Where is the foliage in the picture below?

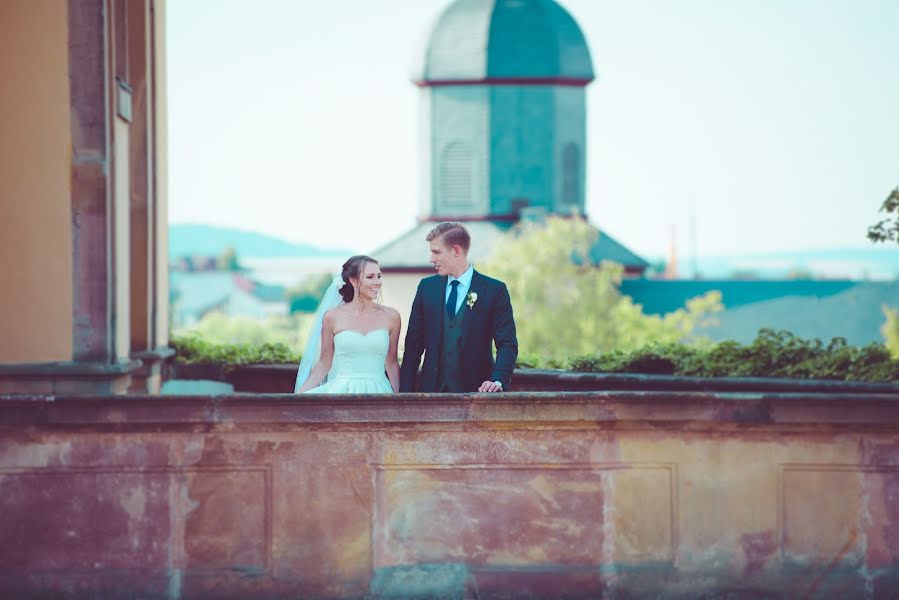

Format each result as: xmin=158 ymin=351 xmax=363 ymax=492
xmin=539 ymin=329 xmax=899 ymax=382
xmin=173 ymin=312 xmax=312 ymax=352
xmin=170 ymin=326 xmax=899 ymax=382
xmin=171 ymin=334 xmax=300 ymax=368
xmin=216 ymin=245 xmax=245 ymax=272
xmin=867 ymin=187 xmax=899 ymax=245
xmin=478 ymin=216 xmax=723 ymax=361
xmin=287 ymin=272 xmax=334 ymax=313
xmin=882 ymin=305 xmax=899 ymax=359
xmin=171 ymin=311 xmax=327 ymax=368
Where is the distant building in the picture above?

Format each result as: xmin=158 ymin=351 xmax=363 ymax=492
xmin=623 ymin=279 xmax=899 ymax=346
xmin=170 ymin=272 xmax=287 ymax=329
xmin=171 ymin=255 xmax=219 ymax=273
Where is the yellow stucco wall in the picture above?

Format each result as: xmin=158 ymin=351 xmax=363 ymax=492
xmin=0 ymin=1 xmax=73 ymax=362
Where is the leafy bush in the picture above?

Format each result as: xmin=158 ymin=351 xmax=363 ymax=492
xmin=174 ymin=312 xmax=312 ymax=349
xmin=540 ymin=329 xmax=899 ymax=382
xmin=171 ymin=334 xmax=300 ymax=369
xmin=170 ymin=328 xmax=899 ymax=382
xmin=478 ymin=216 xmax=722 ymax=361
xmin=287 ymin=273 xmax=334 ymax=314
xmin=569 ymin=344 xmax=698 ymax=376
xmin=867 ymin=187 xmax=899 ymax=245
xmin=516 ymin=353 xmax=568 ymax=370
xmin=883 ymin=305 xmax=899 ymax=359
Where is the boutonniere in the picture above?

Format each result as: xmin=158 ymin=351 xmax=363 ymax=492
xmin=466 ymin=291 xmax=478 ymax=309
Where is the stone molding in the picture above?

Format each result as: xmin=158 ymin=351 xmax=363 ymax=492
xmin=2 ymin=391 xmax=899 ymax=429
xmin=166 ymin=361 xmax=899 ymax=395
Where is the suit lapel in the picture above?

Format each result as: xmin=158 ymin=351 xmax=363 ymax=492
xmin=430 ymin=275 xmax=446 ymax=340
xmin=459 ymin=270 xmax=484 ymax=351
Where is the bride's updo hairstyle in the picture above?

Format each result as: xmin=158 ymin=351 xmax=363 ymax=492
xmin=339 ymin=255 xmax=379 ymax=303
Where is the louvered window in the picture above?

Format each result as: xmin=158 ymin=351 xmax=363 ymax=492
xmin=441 ymin=142 xmax=473 ymax=205
xmin=562 ymin=143 xmax=579 ymax=204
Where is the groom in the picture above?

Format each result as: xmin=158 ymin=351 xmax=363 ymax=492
xmin=400 ymin=222 xmax=518 ymax=393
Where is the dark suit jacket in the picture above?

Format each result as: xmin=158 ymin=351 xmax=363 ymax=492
xmin=400 ymin=270 xmax=518 ymax=392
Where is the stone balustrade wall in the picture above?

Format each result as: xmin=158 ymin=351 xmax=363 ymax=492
xmin=1 ymin=391 xmax=898 ymax=598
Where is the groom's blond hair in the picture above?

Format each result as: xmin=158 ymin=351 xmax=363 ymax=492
xmin=426 ymin=222 xmax=471 ymax=252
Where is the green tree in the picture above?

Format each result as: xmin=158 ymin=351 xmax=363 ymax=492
xmin=867 ymin=187 xmax=899 ymax=245
xmin=216 ymin=245 xmax=244 ymax=272
xmin=177 ymin=311 xmax=312 ymax=350
xmin=286 ymin=272 xmax=334 ymax=313
xmin=478 ymin=217 xmax=723 ymax=362
xmin=882 ymin=305 xmax=899 ymax=359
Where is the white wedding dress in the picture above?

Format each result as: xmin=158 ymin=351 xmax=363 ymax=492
xmin=303 ymin=328 xmax=393 ymax=394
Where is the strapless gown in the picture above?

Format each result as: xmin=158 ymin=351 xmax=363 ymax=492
xmin=304 ymin=328 xmax=393 ymax=394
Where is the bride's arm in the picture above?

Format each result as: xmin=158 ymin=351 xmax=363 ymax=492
xmin=296 ymin=312 xmax=336 ymax=393
xmin=385 ymin=309 xmax=401 ymax=393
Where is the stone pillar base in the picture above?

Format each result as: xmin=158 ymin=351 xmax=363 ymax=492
xmin=128 ymin=347 xmax=175 ymax=394
xmin=0 ymin=360 xmax=142 ymax=394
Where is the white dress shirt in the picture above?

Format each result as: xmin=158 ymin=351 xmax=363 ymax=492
xmin=445 ymin=265 xmax=474 ymax=315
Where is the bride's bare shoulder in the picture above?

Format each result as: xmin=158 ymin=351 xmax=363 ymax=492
xmin=322 ymin=305 xmax=348 ymax=324
xmin=379 ymin=305 xmax=402 ymax=324
xmin=329 ymin=303 xmax=358 ymax=316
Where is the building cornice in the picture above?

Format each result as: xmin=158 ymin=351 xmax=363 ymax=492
xmin=414 ymin=76 xmax=594 ymax=88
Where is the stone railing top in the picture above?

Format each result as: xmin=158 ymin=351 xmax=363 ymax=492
xmin=1 ymin=391 xmax=899 ymax=429
xmin=511 ymin=368 xmax=899 ymax=393
xmin=167 ymin=362 xmax=899 ymax=395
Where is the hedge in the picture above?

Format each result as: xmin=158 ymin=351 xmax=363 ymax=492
xmin=171 ymin=334 xmax=300 ymax=371
xmin=516 ymin=330 xmax=899 ymax=382
xmin=173 ymin=329 xmax=899 ymax=382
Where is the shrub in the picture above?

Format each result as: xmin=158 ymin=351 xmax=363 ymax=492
xmin=478 ymin=217 xmax=722 ymax=361
xmin=170 ymin=329 xmax=899 ymax=383
xmin=883 ymin=305 xmax=899 ymax=359
xmin=171 ymin=334 xmax=300 ymax=370
xmin=534 ymin=329 xmax=899 ymax=382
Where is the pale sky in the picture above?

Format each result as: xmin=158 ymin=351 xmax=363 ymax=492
xmin=167 ymin=0 xmax=899 ymax=260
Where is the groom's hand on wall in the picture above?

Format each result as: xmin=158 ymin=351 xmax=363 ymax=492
xmin=478 ymin=380 xmax=503 ymax=393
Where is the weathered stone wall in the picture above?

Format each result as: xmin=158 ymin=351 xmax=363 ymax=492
xmin=1 ymin=391 xmax=898 ymax=598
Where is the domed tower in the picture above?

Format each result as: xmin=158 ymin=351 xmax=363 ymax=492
xmin=376 ymin=0 xmax=647 ymax=315
xmin=413 ymin=0 xmax=595 ymax=219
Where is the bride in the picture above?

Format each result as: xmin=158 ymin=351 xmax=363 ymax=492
xmin=294 ymin=255 xmax=401 ymax=393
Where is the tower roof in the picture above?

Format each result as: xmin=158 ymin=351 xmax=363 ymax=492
xmin=413 ymin=0 xmax=595 ymax=85
xmin=374 ymin=220 xmax=648 ymax=274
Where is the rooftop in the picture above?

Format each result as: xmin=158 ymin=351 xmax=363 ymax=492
xmin=413 ymin=0 xmax=595 ymax=84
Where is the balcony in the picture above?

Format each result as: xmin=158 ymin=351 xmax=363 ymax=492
xmin=2 ymin=389 xmax=899 ymax=598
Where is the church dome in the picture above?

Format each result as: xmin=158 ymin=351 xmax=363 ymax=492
xmin=413 ymin=0 xmax=595 ymax=85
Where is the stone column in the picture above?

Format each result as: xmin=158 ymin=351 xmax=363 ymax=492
xmin=152 ymin=0 xmax=170 ymax=350
xmin=128 ymin=0 xmax=151 ymax=353
xmin=127 ymin=0 xmax=172 ymax=393
xmin=67 ymin=0 xmax=139 ymax=392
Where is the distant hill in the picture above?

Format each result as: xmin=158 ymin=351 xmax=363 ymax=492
xmin=696 ymin=281 xmax=899 ymax=346
xmin=169 ymin=224 xmax=352 ymax=259
xmin=677 ymin=247 xmax=899 ymax=280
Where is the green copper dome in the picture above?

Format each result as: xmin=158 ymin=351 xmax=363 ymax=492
xmin=414 ymin=0 xmax=595 ymax=84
